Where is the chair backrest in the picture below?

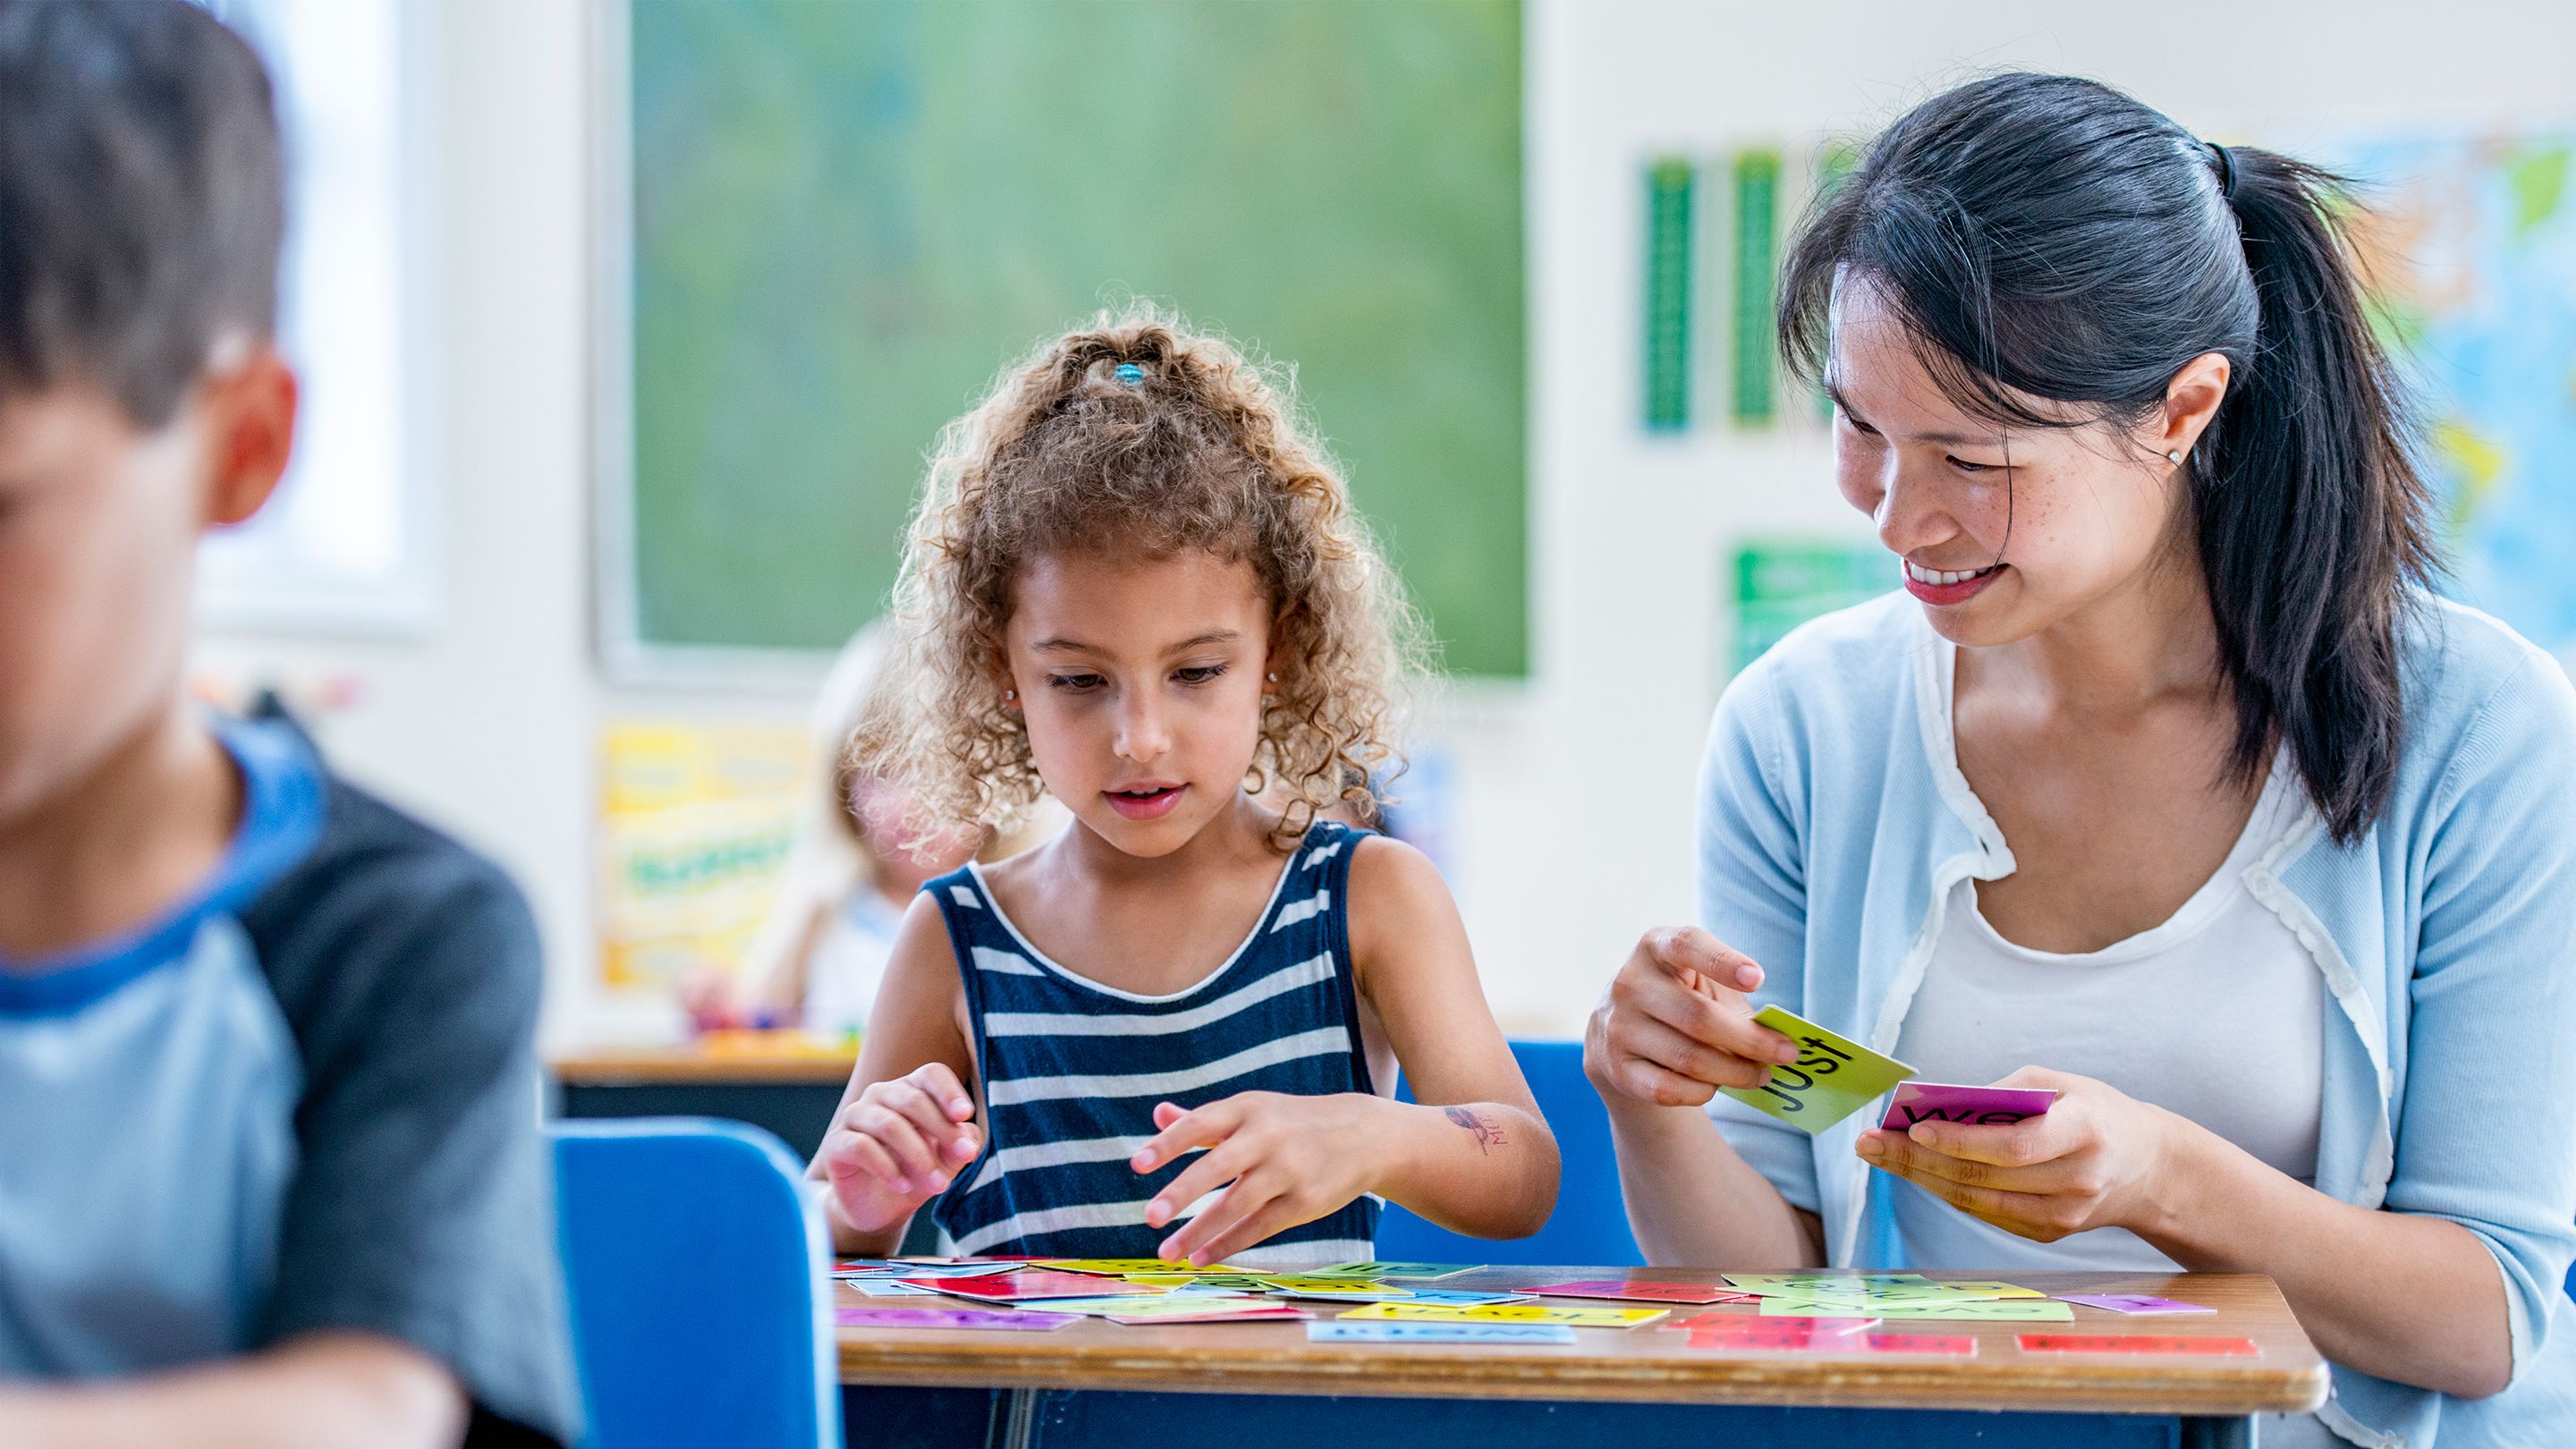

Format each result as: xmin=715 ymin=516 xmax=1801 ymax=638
xmin=551 ymin=1118 xmax=841 ymax=1449
xmin=1375 ymin=1038 xmax=1643 ymax=1267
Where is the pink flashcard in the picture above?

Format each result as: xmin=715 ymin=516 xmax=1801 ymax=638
xmin=1104 ymin=1306 xmax=1312 ymax=1326
xmin=2056 ymin=1294 xmax=2215 ymax=1316
xmin=834 ymin=1307 xmax=1079 ymax=1332
xmin=2017 ymin=1334 xmax=2258 ymax=1357
xmin=905 ymin=1271 xmax=1154 ymax=1301
xmin=1683 ymin=1325 xmax=1832 ymax=1352
xmin=1529 ymin=1280 xmax=1755 ymax=1305
xmin=1879 ymin=1081 xmax=2060 ymax=1131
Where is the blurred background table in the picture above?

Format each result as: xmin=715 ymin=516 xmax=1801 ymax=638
xmin=548 ymin=1033 xmax=857 ymax=1164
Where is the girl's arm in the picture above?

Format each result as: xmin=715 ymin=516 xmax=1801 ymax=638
xmin=1134 ymin=837 xmax=1558 ymax=1263
xmin=807 ymin=894 xmax=980 ymax=1257
xmin=1337 ymin=835 xmax=1558 ymax=1237
xmin=742 ymin=900 xmax=827 ymax=1023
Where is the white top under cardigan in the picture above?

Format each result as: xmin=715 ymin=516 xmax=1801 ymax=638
xmin=1892 ymin=691 xmax=2326 ymax=1275
xmin=1891 ymin=657 xmax=2334 ymax=1449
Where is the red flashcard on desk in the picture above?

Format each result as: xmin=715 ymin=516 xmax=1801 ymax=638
xmin=1851 ymin=1332 xmax=1977 ymax=1356
xmin=1682 ymin=1320 xmax=1868 ymax=1352
xmin=905 ymin=1271 xmax=1159 ymax=1301
xmin=1529 ymin=1280 xmax=1756 ymax=1305
xmin=1669 ymin=1311 xmax=1873 ymax=1333
xmin=2016 ymin=1334 xmax=2258 ymax=1357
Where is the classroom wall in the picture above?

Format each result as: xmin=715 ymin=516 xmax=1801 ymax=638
xmin=196 ymin=0 xmax=2576 ymax=1050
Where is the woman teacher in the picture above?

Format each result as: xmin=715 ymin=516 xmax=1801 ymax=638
xmin=1586 ymin=73 xmax=2576 ymax=1446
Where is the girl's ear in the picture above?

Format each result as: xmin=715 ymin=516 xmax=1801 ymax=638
xmin=986 ymin=643 xmax=1021 ymax=708
xmin=1263 ymin=608 xmax=1301 ymax=695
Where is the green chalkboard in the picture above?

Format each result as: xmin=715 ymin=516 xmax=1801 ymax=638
xmin=621 ymin=0 xmax=1527 ymax=675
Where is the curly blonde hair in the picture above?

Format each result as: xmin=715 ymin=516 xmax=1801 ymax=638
xmin=853 ymin=306 xmax=1429 ymax=846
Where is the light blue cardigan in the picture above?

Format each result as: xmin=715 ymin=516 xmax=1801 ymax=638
xmin=1694 ymin=590 xmax=2576 ymax=1447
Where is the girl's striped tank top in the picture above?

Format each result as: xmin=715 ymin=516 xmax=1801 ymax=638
xmin=923 ymin=821 xmax=1380 ymax=1268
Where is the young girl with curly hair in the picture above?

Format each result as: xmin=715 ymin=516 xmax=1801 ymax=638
xmin=809 ymin=309 xmax=1558 ymax=1267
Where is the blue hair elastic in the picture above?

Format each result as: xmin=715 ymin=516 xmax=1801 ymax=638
xmin=1113 ymin=362 xmax=1146 ymax=386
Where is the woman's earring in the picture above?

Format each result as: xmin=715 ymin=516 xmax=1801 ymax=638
xmin=1004 ymin=689 xmax=1017 ymax=703
xmin=1266 ymin=672 xmax=1278 ymax=683
xmin=2165 ymin=449 xmax=2184 ymax=464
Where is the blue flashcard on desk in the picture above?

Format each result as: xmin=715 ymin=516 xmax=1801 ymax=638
xmin=1308 ymin=1321 xmax=1578 ymax=1344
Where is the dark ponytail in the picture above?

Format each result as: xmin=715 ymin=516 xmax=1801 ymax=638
xmin=1778 ymin=73 xmax=2437 ymax=843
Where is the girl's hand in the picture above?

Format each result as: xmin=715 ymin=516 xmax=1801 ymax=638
xmin=674 ymin=963 xmax=745 ymax=1033
xmin=817 ymin=1063 xmax=985 ymax=1233
xmin=1853 ymin=1067 xmax=2185 ymax=1241
xmin=1130 ymin=1091 xmax=1391 ymax=1266
xmin=1585 ymin=926 xmax=1801 ymax=1107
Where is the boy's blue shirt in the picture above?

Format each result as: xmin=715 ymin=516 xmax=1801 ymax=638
xmin=1697 ymin=591 xmax=2576 ymax=1448
xmin=0 ymin=714 xmax=578 ymax=1445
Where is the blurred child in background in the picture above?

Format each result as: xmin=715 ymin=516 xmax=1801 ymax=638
xmin=685 ymin=627 xmax=1053 ymax=1038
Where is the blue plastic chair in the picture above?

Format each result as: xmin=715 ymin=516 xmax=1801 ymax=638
xmin=552 ymin=1118 xmax=841 ymax=1449
xmin=1376 ymin=1038 xmax=1643 ymax=1266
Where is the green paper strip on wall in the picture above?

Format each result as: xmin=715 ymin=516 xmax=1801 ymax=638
xmin=1809 ymin=144 xmax=1859 ymax=422
xmin=1731 ymin=148 xmax=1780 ymax=425
xmin=1643 ymin=157 xmax=1694 ymax=431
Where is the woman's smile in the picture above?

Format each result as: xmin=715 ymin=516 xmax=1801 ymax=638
xmin=1902 ymin=558 xmax=2007 ymax=606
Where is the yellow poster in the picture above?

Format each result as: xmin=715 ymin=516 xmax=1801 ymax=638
xmin=597 ymin=721 xmax=809 ymax=988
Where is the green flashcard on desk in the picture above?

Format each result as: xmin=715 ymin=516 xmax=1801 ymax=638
xmin=1717 ymin=1005 xmax=1914 ymax=1133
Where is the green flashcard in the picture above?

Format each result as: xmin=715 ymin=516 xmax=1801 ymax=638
xmin=1862 ymin=1300 xmax=2074 ymax=1323
xmin=1309 ymin=1262 xmax=1478 ymax=1281
xmin=1716 ymin=1006 xmax=1914 ymax=1134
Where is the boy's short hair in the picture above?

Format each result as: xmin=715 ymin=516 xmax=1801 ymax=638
xmin=0 ymin=0 xmax=284 ymax=427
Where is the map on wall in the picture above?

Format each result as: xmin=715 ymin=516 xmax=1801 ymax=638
xmin=2334 ymin=132 xmax=2576 ymax=668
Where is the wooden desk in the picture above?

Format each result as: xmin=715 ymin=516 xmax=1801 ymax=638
xmin=548 ymin=1042 xmax=856 ymax=1164
xmin=835 ymin=1268 xmax=2326 ymax=1449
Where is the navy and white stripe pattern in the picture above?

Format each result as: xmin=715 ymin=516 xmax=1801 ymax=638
xmin=927 ymin=822 xmax=1379 ymax=1267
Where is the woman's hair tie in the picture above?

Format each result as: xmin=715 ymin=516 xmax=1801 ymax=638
xmin=1113 ymin=362 xmax=1147 ymax=386
xmin=2207 ymin=140 xmax=2241 ymax=203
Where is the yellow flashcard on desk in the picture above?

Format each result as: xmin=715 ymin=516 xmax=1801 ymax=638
xmin=1724 ymin=1272 xmax=1928 ymax=1293
xmin=1758 ymin=1297 xmax=2072 ymax=1322
xmin=1887 ymin=1280 xmax=2046 ymax=1301
xmin=1257 ymin=1277 xmax=1414 ymax=1296
xmin=1040 ymin=1259 xmax=1243 ymax=1276
xmin=1338 ymin=1302 xmax=1667 ymax=1328
xmin=1735 ymin=1277 xmax=2042 ymax=1306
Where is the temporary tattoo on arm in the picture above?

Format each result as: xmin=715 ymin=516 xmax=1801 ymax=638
xmin=1445 ymin=1106 xmax=1506 ymax=1155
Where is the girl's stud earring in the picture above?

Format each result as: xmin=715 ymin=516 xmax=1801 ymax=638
xmin=2165 ymin=449 xmax=2184 ymax=464
xmin=1004 ymin=689 xmax=1017 ymax=702
xmin=1266 ymin=672 xmax=1278 ymax=683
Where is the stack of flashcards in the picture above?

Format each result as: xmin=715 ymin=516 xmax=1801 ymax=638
xmin=1717 ymin=1007 xmax=1916 ymax=1132
xmin=1722 ymin=1271 xmax=2073 ymax=1323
